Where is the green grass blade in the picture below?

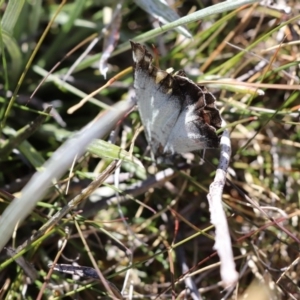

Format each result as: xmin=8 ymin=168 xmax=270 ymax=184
xmin=1 ymin=0 xmax=25 ymax=34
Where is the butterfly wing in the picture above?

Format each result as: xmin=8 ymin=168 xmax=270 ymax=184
xmin=130 ymin=41 xmax=222 ymax=156
xmin=131 ymin=41 xmax=181 ymax=154
xmin=165 ymin=74 xmax=221 ymax=153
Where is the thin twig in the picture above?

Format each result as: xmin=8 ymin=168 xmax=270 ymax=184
xmin=207 ymin=122 xmax=238 ymax=288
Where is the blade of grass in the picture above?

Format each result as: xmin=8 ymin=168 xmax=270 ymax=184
xmin=0 ymin=99 xmax=134 ymax=252
xmin=1 ymin=0 xmax=25 ymax=34
xmin=0 ymin=106 xmax=52 ymax=161
xmin=0 ymin=0 xmax=67 ymax=130
xmin=88 ymin=139 xmax=145 ymax=175
xmin=60 ymin=0 xmax=260 ymax=74
xmin=39 ymin=0 xmax=87 ymax=66
xmin=0 ymin=0 xmax=25 ymax=83
xmin=207 ymin=14 xmax=300 ymax=76
xmin=0 ymin=29 xmax=22 ymax=84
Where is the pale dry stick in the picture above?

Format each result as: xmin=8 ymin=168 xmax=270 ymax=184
xmin=12 ymin=220 xmax=20 ymax=250
xmin=64 ymin=37 xmax=100 ymax=82
xmin=262 ymin=40 xmax=300 ymax=52
xmin=65 ymin=154 xmax=78 ymax=195
xmin=206 ymin=121 xmax=238 ymax=288
xmin=260 ymin=206 xmax=288 ymax=217
xmin=232 ymin=104 xmax=299 ymax=117
xmin=202 ymin=80 xmax=300 ymax=90
xmin=128 ymin=282 xmax=134 ymax=300
xmin=99 ymin=2 xmax=123 ymax=78
xmin=276 ymin=256 xmax=300 ymax=285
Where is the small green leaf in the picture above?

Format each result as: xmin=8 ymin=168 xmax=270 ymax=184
xmin=88 ymin=139 xmax=146 ymax=179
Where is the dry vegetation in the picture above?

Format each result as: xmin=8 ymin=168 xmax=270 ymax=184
xmin=0 ymin=0 xmax=299 ymax=299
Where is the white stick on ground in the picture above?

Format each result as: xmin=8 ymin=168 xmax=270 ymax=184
xmin=207 ymin=122 xmax=238 ymax=288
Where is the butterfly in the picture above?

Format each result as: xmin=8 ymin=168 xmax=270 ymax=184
xmin=130 ymin=41 xmax=222 ymax=156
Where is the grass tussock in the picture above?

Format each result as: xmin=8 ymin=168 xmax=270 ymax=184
xmin=0 ymin=0 xmax=299 ymax=299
